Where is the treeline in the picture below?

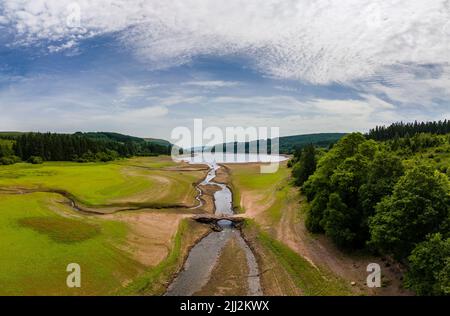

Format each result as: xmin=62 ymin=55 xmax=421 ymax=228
xmin=0 ymin=132 xmax=171 ymax=164
xmin=76 ymin=132 xmax=172 ymax=157
xmin=279 ymin=133 xmax=345 ymax=154
xmin=210 ymin=133 xmax=345 ymax=155
xmin=368 ymin=120 xmax=450 ymax=141
xmin=290 ymin=125 xmax=450 ymax=295
xmin=0 ymin=139 xmax=20 ymax=165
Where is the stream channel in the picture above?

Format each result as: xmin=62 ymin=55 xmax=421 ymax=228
xmin=165 ymin=153 xmax=285 ymax=296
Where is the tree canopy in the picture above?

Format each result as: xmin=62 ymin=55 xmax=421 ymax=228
xmin=291 ymin=123 xmax=450 ymax=295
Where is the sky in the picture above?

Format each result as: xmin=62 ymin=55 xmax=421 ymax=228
xmin=0 ymin=0 xmax=449 ymax=140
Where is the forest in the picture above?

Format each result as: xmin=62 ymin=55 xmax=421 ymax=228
xmin=210 ymin=132 xmax=346 ymax=155
xmin=0 ymin=132 xmax=171 ymax=165
xmin=290 ymin=120 xmax=450 ymax=295
xmin=367 ymin=120 xmax=450 ymax=141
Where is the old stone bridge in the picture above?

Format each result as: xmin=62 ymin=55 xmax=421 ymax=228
xmin=192 ymin=214 xmax=246 ymax=229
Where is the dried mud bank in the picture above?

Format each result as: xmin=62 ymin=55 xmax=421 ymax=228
xmin=165 ymin=161 xmax=263 ymax=296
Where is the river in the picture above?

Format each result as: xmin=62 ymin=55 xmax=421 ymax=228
xmin=165 ymin=153 xmax=286 ymax=296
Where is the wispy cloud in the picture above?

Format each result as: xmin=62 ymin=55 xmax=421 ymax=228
xmin=0 ymin=1 xmax=448 ymax=138
xmin=116 ymin=83 xmax=161 ymax=100
xmin=182 ymin=80 xmax=240 ymax=88
xmin=2 ymin=0 xmax=449 ymax=85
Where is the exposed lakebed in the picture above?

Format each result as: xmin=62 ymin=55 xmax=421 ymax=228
xmin=165 ymin=153 xmax=286 ymax=296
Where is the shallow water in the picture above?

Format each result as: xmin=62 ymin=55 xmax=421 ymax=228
xmin=165 ymin=228 xmax=234 ymax=296
xmin=180 ymin=152 xmax=287 ymax=164
xmin=166 ymin=155 xmax=284 ymax=295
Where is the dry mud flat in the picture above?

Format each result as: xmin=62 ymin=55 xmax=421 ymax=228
xmin=165 ymin=159 xmax=263 ymax=297
xmin=194 ymin=236 xmax=250 ymax=296
xmin=105 ymin=212 xmax=187 ymax=267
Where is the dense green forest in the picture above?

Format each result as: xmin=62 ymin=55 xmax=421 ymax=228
xmin=0 ymin=132 xmax=171 ymax=164
xmin=290 ymin=121 xmax=450 ymax=295
xmin=367 ymin=120 xmax=450 ymax=141
xmin=278 ymin=133 xmax=346 ymax=153
xmin=209 ymin=132 xmax=346 ymax=154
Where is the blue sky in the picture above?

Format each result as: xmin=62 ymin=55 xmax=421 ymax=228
xmin=0 ymin=1 xmax=449 ymax=140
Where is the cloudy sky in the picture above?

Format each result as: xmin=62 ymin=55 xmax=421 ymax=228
xmin=0 ymin=0 xmax=449 ymax=140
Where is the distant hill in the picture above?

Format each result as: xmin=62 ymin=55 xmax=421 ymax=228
xmin=200 ymin=133 xmax=346 ymax=154
xmin=0 ymin=131 xmax=172 ymax=147
xmin=278 ymin=133 xmax=347 ymax=153
xmin=76 ymin=132 xmax=144 ymax=143
xmin=0 ymin=131 xmax=25 ymax=139
xmin=143 ymin=138 xmax=172 ymax=147
xmin=0 ymin=131 xmax=173 ymax=163
xmin=74 ymin=132 xmax=172 ymax=147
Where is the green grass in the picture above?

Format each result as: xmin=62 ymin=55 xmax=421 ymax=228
xmin=0 ymin=192 xmax=142 ymax=295
xmin=231 ymin=164 xmax=289 ymax=190
xmin=117 ymin=156 xmax=179 ymax=169
xmin=227 ymin=162 xmax=291 ymax=218
xmin=18 ymin=217 xmax=100 ymax=243
xmin=0 ymin=157 xmax=202 ymax=207
xmin=265 ymin=184 xmax=291 ymax=222
xmin=0 ymin=162 xmax=151 ymax=205
xmin=244 ymin=219 xmax=351 ymax=296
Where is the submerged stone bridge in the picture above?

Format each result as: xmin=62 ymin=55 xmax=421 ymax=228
xmin=192 ymin=214 xmax=246 ymax=227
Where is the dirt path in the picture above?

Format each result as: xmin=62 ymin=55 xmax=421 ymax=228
xmin=274 ymin=192 xmax=410 ymax=295
xmin=275 ymin=190 xmax=318 ymax=269
xmin=241 ymin=224 xmax=303 ymax=296
xmin=224 ymin=163 xmax=411 ymax=296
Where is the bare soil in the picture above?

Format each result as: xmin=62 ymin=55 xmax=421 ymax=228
xmin=241 ymin=225 xmax=302 ymax=296
xmin=213 ymin=164 xmax=230 ymax=184
xmin=226 ymin=164 xmax=411 ymax=296
xmin=105 ymin=211 xmax=187 ymax=267
xmin=194 ymin=236 xmax=249 ymax=296
xmin=197 ymin=183 xmax=222 ymax=214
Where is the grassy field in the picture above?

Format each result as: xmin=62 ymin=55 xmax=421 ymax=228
xmin=0 ymin=192 xmax=142 ymax=295
xmin=225 ymin=161 xmax=291 ymax=220
xmin=0 ymin=156 xmax=204 ymax=207
xmin=0 ymin=156 xmax=208 ymax=295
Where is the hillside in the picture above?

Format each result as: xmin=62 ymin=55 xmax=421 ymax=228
xmin=143 ymin=138 xmax=172 ymax=147
xmin=200 ymin=133 xmax=346 ymax=154
xmin=0 ymin=131 xmax=173 ymax=164
xmin=278 ymin=133 xmax=346 ymax=153
xmin=290 ymin=123 xmax=450 ymax=295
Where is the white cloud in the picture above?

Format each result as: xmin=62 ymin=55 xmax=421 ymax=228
xmin=94 ymin=106 xmax=169 ymax=122
xmin=362 ymin=65 xmax=450 ymax=107
xmin=2 ymin=0 xmax=449 ymax=85
xmin=116 ymin=83 xmax=161 ymax=100
xmin=182 ymin=80 xmax=239 ymax=88
xmin=146 ymin=95 xmax=205 ymax=107
xmin=209 ymin=94 xmax=396 ymax=118
xmin=1 ymin=1 xmax=449 ymax=137
xmin=48 ymin=39 xmax=76 ymax=53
